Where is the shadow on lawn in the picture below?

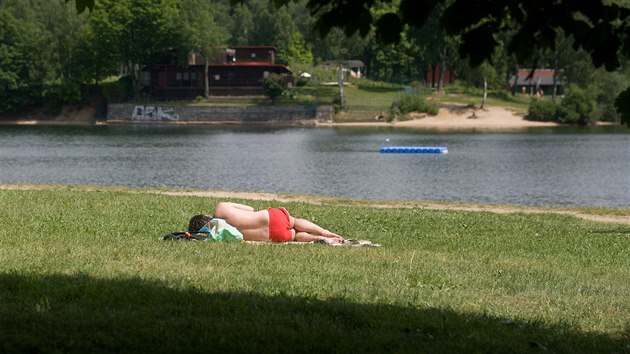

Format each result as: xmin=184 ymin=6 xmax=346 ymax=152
xmin=0 ymin=273 xmax=626 ymax=353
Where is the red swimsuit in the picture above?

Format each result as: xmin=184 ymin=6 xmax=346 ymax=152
xmin=267 ymin=207 xmax=293 ymax=242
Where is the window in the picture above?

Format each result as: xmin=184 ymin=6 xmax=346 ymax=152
xmin=176 ymin=72 xmax=182 ymax=80
xmin=214 ymin=75 xmax=220 ymax=80
xmin=183 ymin=72 xmax=189 ymax=80
xmin=251 ymin=53 xmax=256 ymax=58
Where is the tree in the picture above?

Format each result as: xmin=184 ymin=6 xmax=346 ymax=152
xmin=315 ymin=28 xmax=367 ymax=110
xmin=225 ymin=0 xmax=630 ymax=126
xmin=88 ymin=0 xmax=181 ymax=96
xmin=178 ymin=0 xmax=229 ymax=98
xmin=287 ymin=31 xmax=314 ymax=65
xmin=35 ymin=0 xmax=94 ymax=102
xmin=0 ymin=6 xmax=52 ymax=111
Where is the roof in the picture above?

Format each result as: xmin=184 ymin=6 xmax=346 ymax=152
xmin=208 ymin=63 xmax=291 ymax=71
xmin=230 ymin=45 xmax=277 ymax=51
xmin=324 ymin=60 xmax=365 ymax=68
xmin=154 ymin=63 xmax=290 ymax=69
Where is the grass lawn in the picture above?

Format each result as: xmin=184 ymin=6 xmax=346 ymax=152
xmin=289 ymin=81 xmax=532 ymax=122
xmin=1 ymin=187 xmax=628 ymax=353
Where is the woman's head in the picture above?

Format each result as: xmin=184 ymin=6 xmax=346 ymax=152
xmin=188 ymin=214 xmax=212 ymax=232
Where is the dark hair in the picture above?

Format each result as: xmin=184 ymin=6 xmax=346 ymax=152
xmin=188 ymin=214 xmax=212 ymax=232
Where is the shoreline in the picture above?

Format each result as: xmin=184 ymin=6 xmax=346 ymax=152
xmin=1 ymin=103 xmax=619 ymax=130
xmin=1 ymin=183 xmax=629 ymax=224
xmin=322 ymin=105 xmax=560 ymax=130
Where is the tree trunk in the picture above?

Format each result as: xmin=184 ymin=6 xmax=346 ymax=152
xmin=337 ymin=61 xmax=344 ymax=110
xmin=205 ymin=60 xmax=210 ymax=98
xmin=132 ymin=63 xmax=141 ymax=99
xmin=437 ymin=46 xmax=447 ymax=94
xmin=481 ymin=78 xmax=487 ymax=109
xmin=552 ymin=56 xmax=558 ymax=103
xmin=511 ymin=63 xmax=519 ymax=96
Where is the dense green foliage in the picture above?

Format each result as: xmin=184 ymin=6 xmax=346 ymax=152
xmin=5 ymin=0 xmax=630 ymax=126
xmin=391 ymin=93 xmax=439 ymax=117
xmin=261 ymin=73 xmax=286 ymax=103
xmin=527 ymin=87 xmax=596 ymax=126
xmin=557 ymin=86 xmax=595 ymax=125
xmin=0 ymin=187 xmax=628 ymax=352
xmin=527 ymin=99 xmax=558 ymax=122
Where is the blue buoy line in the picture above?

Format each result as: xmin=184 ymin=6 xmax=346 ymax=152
xmin=380 ymin=146 xmax=448 ymax=154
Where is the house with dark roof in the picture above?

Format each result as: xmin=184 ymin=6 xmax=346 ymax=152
xmin=142 ymin=46 xmax=292 ymax=99
xmin=510 ymin=69 xmax=564 ymax=96
xmin=324 ymin=60 xmax=365 ymax=78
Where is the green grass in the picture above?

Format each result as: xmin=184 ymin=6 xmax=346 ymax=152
xmin=289 ymin=80 xmax=533 ymax=122
xmin=1 ymin=188 xmax=629 ymax=353
xmin=441 ymin=82 xmax=532 ymax=114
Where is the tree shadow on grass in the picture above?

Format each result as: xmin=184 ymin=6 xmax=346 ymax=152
xmin=0 ymin=273 xmax=626 ymax=353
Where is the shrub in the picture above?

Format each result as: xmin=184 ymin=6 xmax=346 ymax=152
xmin=391 ymin=94 xmax=439 ymax=116
xmin=101 ymin=76 xmax=134 ymax=103
xmin=526 ymin=86 xmax=595 ymax=125
xmin=351 ymin=78 xmax=405 ymax=91
xmin=295 ymin=77 xmax=309 ymax=87
xmin=527 ymin=98 xmax=558 ymax=121
xmin=261 ymin=74 xmax=286 ymax=104
xmin=557 ymin=86 xmax=594 ymax=125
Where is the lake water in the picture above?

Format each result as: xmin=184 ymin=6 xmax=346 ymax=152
xmin=0 ymin=124 xmax=629 ymax=208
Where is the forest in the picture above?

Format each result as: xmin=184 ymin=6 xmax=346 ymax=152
xmin=1 ymin=0 xmax=630 ymax=124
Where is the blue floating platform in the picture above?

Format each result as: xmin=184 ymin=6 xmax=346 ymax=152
xmin=380 ymin=146 xmax=448 ymax=154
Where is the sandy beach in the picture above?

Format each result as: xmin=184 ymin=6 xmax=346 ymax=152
xmin=323 ymin=103 xmax=560 ymax=130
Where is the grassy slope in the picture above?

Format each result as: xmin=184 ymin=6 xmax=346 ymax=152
xmin=0 ymin=188 xmax=628 ymax=353
xmin=288 ymin=81 xmax=532 ymax=122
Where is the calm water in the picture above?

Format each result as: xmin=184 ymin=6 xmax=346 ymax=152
xmin=0 ymin=124 xmax=629 ymax=207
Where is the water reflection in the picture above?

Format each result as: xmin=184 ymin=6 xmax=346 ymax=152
xmin=0 ymin=124 xmax=628 ymax=207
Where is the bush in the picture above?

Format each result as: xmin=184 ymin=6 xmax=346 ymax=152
xmin=261 ymin=74 xmax=286 ymax=104
xmin=391 ymin=94 xmax=439 ymax=116
xmin=295 ymin=77 xmax=309 ymax=87
xmin=101 ymin=76 xmax=134 ymax=103
xmin=527 ymin=98 xmax=558 ymax=121
xmin=526 ymin=86 xmax=595 ymax=125
xmin=351 ymin=78 xmax=405 ymax=91
xmin=557 ymin=86 xmax=594 ymax=125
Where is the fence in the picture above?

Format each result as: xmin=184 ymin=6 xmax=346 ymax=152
xmin=341 ymin=88 xmax=424 ymax=121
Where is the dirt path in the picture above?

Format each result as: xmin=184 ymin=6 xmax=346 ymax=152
xmin=2 ymin=184 xmax=629 ymax=225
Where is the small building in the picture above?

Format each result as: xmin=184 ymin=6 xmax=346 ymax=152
xmin=143 ymin=46 xmax=292 ymax=99
xmin=426 ymin=64 xmax=456 ymax=87
xmin=324 ymin=60 xmax=365 ymax=78
xmin=510 ymin=69 xmax=564 ymax=96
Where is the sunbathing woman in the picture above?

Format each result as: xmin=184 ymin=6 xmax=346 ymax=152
xmin=188 ymin=202 xmax=344 ymax=243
